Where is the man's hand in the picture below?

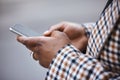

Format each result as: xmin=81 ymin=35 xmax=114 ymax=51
xmin=44 ymin=22 xmax=88 ymax=52
xmin=17 ymin=31 xmax=70 ymax=68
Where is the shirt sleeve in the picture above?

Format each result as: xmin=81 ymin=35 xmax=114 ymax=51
xmin=82 ymin=22 xmax=95 ymax=38
xmin=46 ymin=44 xmax=117 ymax=80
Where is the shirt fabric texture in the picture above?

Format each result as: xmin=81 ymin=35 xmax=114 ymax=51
xmin=46 ymin=0 xmax=120 ymax=80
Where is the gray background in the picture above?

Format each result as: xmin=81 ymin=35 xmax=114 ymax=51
xmin=0 ymin=0 xmax=106 ymax=80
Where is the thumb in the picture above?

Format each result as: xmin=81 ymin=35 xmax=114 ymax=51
xmin=17 ymin=36 xmax=43 ymax=47
xmin=43 ymin=30 xmax=52 ymax=36
xmin=51 ymin=31 xmax=67 ymax=39
xmin=17 ymin=36 xmax=28 ymax=44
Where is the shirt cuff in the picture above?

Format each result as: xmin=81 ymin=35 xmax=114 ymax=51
xmin=49 ymin=44 xmax=81 ymax=68
xmin=81 ymin=22 xmax=95 ymax=37
xmin=46 ymin=44 xmax=81 ymax=79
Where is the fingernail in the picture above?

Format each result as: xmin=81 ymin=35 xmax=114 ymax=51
xmin=17 ymin=36 xmax=26 ymax=42
xmin=43 ymin=30 xmax=50 ymax=35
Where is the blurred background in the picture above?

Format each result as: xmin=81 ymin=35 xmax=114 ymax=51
xmin=0 ymin=0 xmax=106 ymax=80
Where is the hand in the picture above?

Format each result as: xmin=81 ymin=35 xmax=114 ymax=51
xmin=44 ymin=22 xmax=88 ymax=52
xmin=17 ymin=31 xmax=70 ymax=68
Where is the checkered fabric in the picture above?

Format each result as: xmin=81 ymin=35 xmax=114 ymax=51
xmin=86 ymin=0 xmax=120 ymax=57
xmin=82 ymin=22 xmax=95 ymax=37
xmin=46 ymin=0 xmax=120 ymax=80
xmin=46 ymin=44 xmax=113 ymax=80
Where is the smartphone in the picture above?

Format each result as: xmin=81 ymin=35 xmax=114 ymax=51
xmin=9 ymin=24 xmax=40 ymax=37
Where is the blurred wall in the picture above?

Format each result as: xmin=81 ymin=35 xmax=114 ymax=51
xmin=0 ymin=0 xmax=106 ymax=80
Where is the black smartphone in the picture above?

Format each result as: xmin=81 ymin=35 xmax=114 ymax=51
xmin=9 ymin=24 xmax=40 ymax=37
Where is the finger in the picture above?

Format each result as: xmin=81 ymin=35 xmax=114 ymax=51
xmin=17 ymin=36 xmax=38 ymax=46
xmin=43 ymin=30 xmax=51 ymax=36
xmin=17 ymin=36 xmax=43 ymax=49
xmin=17 ymin=36 xmax=28 ymax=44
xmin=51 ymin=30 xmax=67 ymax=39
xmin=43 ymin=22 xmax=66 ymax=36
xmin=50 ymin=22 xmax=66 ymax=31
xmin=50 ymin=31 xmax=61 ymax=38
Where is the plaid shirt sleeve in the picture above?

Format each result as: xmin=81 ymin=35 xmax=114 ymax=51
xmin=46 ymin=44 xmax=117 ymax=80
xmin=46 ymin=0 xmax=120 ymax=80
xmin=82 ymin=23 xmax=95 ymax=37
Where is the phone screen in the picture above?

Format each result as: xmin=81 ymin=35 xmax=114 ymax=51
xmin=9 ymin=24 xmax=40 ymax=37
